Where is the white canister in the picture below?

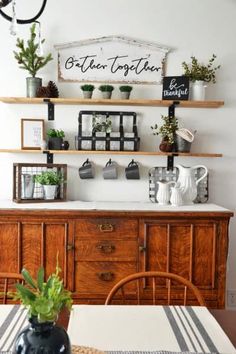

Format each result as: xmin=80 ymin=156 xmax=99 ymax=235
xmin=190 ymin=80 xmax=207 ymax=101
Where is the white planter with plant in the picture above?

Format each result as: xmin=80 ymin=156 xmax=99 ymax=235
xmin=182 ymin=54 xmax=220 ymax=101
xmin=80 ymin=84 xmax=95 ymax=98
xmin=35 ymin=170 xmax=64 ymax=200
xmin=98 ymin=84 xmax=114 ymax=99
xmin=14 ymin=23 xmax=53 ymax=98
xmin=12 ymin=265 xmax=72 ymax=353
xmin=119 ymin=85 xmax=133 ymax=99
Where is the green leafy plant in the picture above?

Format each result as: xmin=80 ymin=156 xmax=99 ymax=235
xmin=14 ymin=265 xmax=72 ymax=323
xmin=98 ymin=84 xmax=114 ymax=92
xmin=80 ymin=84 xmax=95 ymax=92
xmin=34 ymin=170 xmax=64 ymax=186
xmin=151 ymin=115 xmax=179 ymax=144
xmin=119 ymin=85 xmax=133 ymax=92
xmin=92 ymin=114 xmax=112 ymax=133
xmin=13 ymin=23 xmax=53 ymax=78
xmin=182 ymin=54 xmax=220 ymax=83
xmin=47 ymin=129 xmax=65 ymax=138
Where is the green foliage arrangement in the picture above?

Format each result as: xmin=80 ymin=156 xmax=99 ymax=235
xmin=182 ymin=54 xmax=220 ymax=83
xmin=15 ymin=265 xmax=72 ymax=323
xmin=98 ymin=84 xmax=114 ymax=92
xmin=151 ymin=115 xmax=179 ymax=144
xmin=47 ymin=129 xmax=65 ymax=138
xmin=92 ymin=114 xmax=112 ymax=133
xmin=119 ymin=85 xmax=133 ymax=92
xmin=34 ymin=170 xmax=64 ymax=186
xmin=80 ymin=84 xmax=95 ymax=92
xmin=13 ymin=23 xmax=53 ymax=78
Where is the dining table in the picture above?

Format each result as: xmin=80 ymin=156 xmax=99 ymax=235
xmin=0 ymin=304 xmax=236 ymax=354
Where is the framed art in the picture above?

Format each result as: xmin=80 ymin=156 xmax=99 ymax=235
xmin=21 ymin=119 xmax=45 ymax=150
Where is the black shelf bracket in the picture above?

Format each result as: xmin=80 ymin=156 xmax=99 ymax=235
xmin=168 ymin=101 xmax=180 ymax=118
xmin=166 ymin=101 xmax=180 ymax=170
xmin=44 ymin=98 xmax=54 ymax=120
xmin=167 ymin=154 xmax=179 ymax=171
xmin=43 ymin=151 xmax=54 ymax=164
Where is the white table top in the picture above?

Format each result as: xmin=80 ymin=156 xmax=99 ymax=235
xmin=0 ymin=200 xmax=232 ymax=212
xmin=68 ymin=305 xmax=236 ymax=354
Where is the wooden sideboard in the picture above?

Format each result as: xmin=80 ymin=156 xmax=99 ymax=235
xmin=0 ymin=206 xmax=233 ymax=308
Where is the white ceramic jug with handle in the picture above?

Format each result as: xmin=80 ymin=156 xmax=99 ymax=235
xmin=170 ymin=184 xmax=183 ymax=206
xmin=176 ymin=165 xmax=208 ymax=204
xmin=156 ymin=180 xmax=176 ymax=205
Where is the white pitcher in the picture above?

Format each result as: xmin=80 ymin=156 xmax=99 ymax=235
xmin=156 ymin=180 xmax=176 ymax=205
xmin=170 ymin=184 xmax=183 ymax=206
xmin=176 ymin=165 xmax=208 ymax=204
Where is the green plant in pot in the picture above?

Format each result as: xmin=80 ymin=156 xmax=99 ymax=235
xmin=34 ymin=170 xmax=64 ymax=200
xmin=119 ymin=85 xmax=133 ymax=99
xmin=47 ymin=129 xmax=65 ymax=150
xmin=12 ymin=265 xmax=72 ymax=353
xmin=182 ymin=54 xmax=220 ymax=100
xmin=98 ymin=84 xmax=114 ymax=99
xmin=14 ymin=23 xmax=53 ymax=98
xmin=151 ymin=115 xmax=178 ymax=152
xmin=80 ymin=84 xmax=95 ymax=99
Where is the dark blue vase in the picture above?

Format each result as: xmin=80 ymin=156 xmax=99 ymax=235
xmin=13 ymin=317 xmax=71 ymax=354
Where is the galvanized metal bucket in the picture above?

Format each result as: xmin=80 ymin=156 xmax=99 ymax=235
xmin=26 ymin=77 xmax=42 ymax=97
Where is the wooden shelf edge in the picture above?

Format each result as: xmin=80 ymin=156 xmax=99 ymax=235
xmin=0 ymin=97 xmax=224 ymax=108
xmin=0 ymin=149 xmax=222 ymax=157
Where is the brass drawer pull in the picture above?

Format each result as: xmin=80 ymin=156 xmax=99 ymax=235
xmin=139 ymin=245 xmax=146 ymax=252
xmin=97 ymin=271 xmax=114 ymax=281
xmin=98 ymin=223 xmax=114 ymax=232
xmin=96 ymin=243 xmax=115 ymax=253
xmin=66 ymin=244 xmax=75 ymax=251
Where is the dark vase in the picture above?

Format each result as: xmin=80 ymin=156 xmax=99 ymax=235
xmin=13 ymin=317 xmax=71 ymax=354
xmin=48 ymin=137 xmax=63 ymax=150
xmin=159 ymin=138 xmax=173 ymax=152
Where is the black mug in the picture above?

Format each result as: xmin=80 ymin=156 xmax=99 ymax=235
xmin=125 ymin=160 xmax=140 ymax=180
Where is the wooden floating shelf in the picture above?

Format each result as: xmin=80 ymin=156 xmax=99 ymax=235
xmin=0 ymin=149 xmax=222 ymax=157
xmin=0 ymin=97 xmax=224 ymax=108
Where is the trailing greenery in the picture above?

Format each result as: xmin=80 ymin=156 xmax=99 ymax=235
xmin=98 ymin=84 xmax=114 ymax=92
xmin=182 ymin=54 xmax=220 ymax=83
xmin=47 ymin=129 xmax=65 ymax=138
xmin=14 ymin=265 xmax=72 ymax=323
xmin=80 ymin=84 xmax=95 ymax=92
xmin=151 ymin=115 xmax=179 ymax=144
xmin=92 ymin=114 xmax=112 ymax=133
xmin=13 ymin=23 xmax=53 ymax=78
xmin=34 ymin=171 xmax=64 ymax=186
xmin=119 ymin=85 xmax=133 ymax=92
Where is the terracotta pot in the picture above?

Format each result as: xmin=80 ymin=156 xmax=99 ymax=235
xmin=159 ymin=139 xmax=173 ymax=152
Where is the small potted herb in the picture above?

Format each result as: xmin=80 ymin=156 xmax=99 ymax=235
xmin=151 ymin=115 xmax=179 ymax=152
xmin=80 ymin=84 xmax=95 ymax=99
xmin=98 ymin=84 xmax=114 ymax=99
xmin=12 ymin=265 xmax=72 ymax=353
xmin=34 ymin=170 xmax=64 ymax=200
xmin=119 ymin=85 xmax=133 ymax=99
xmin=13 ymin=23 xmax=53 ymax=98
xmin=47 ymin=129 xmax=65 ymax=150
xmin=182 ymin=54 xmax=220 ymax=100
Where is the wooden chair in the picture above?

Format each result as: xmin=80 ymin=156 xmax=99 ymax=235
xmin=0 ymin=272 xmax=24 ymax=304
xmin=105 ymin=271 xmax=206 ymax=306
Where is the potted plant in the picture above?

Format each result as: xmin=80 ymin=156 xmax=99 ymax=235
xmin=80 ymin=84 xmax=95 ymax=99
xmin=12 ymin=265 xmax=72 ymax=353
xmin=151 ymin=115 xmax=179 ymax=152
xmin=119 ymin=85 xmax=133 ymax=99
xmin=98 ymin=84 xmax=114 ymax=99
xmin=182 ymin=54 xmax=220 ymax=100
xmin=13 ymin=23 xmax=53 ymax=98
xmin=34 ymin=170 xmax=64 ymax=200
xmin=47 ymin=129 xmax=65 ymax=150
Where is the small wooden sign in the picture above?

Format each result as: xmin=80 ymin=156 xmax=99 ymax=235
xmin=162 ymin=76 xmax=189 ymax=100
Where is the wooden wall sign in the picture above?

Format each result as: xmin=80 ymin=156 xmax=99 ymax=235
xmin=55 ymin=36 xmax=170 ymax=84
xmin=162 ymin=76 xmax=189 ymax=100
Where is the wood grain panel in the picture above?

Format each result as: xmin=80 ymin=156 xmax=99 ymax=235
xmin=75 ymin=218 xmax=137 ymax=238
xmin=75 ymin=239 xmax=137 ymax=261
xmin=74 ymin=262 xmax=137 ymax=295
xmin=0 ymin=222 xmax=19 ymax=273
xmin=21 ymin=223 xmax=42 ymax=277
xmin=145 ymin=224 xmax=168 ymax=273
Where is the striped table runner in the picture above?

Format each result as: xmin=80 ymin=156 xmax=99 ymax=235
xmin=68 ymin=305 xmax=236 ymax=354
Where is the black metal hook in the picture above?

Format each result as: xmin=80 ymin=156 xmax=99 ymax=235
xmin=0 ymin=0 xmax=47 ymax=24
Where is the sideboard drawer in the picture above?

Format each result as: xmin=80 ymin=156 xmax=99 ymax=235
xmin=75 ymin=239 xmax=137 ymax=261
xmin=75 ymin=261 xmax=137 ymax=295
xmin=75 ymin=218 xmax=138 ymax=238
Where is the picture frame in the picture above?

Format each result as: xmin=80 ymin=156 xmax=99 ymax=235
xmin=21 ymin=119 xmax=45 ymax=150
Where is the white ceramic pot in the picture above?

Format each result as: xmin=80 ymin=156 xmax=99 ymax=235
xmin=190 ymin=80 xmax=207 ymax=101
xmin=43 ymin=185 xmax=57 ymax=200
xmin=156 ymin=180 xmax=176 ymax=205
